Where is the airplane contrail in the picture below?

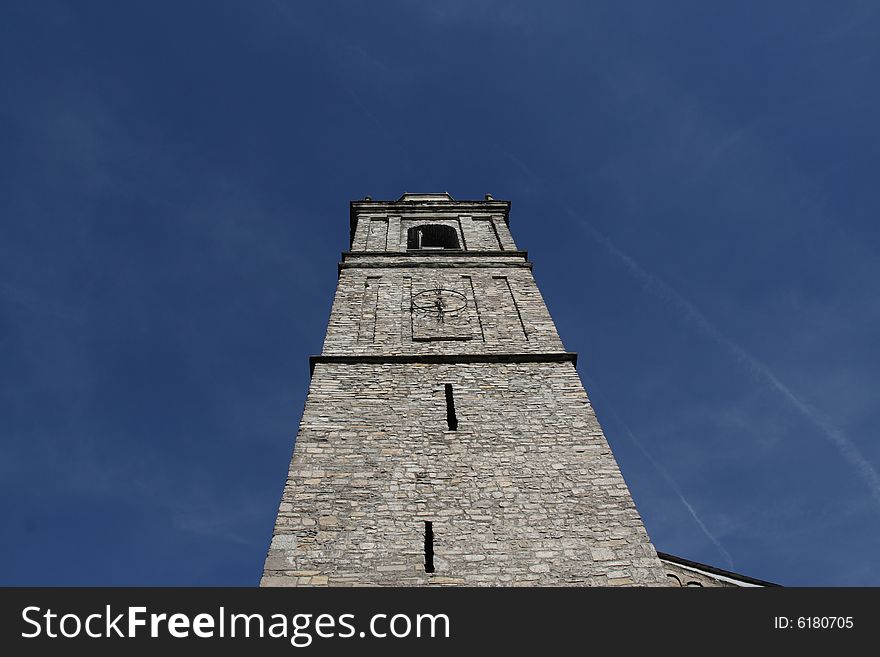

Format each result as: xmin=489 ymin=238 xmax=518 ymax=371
xmin=568 ymin=206 xmax=880 ymax=508
xmin=584 ymin=374 xmax=736 ymax=569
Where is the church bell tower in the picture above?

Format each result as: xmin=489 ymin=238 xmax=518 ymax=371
xmin=261 ymin=193 xmax=668 ymax=586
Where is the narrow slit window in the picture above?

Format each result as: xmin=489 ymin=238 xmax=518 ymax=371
xmin=424 ymin=521 xmax=435 ymax=573
xmin=445 ymin=383 xmax=458 ymax=431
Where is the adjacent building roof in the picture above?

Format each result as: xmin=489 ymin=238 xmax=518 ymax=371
xmin=658 ymin=551 xmax=780 ymax=587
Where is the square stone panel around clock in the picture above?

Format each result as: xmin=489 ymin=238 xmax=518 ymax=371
xmin=410 ymin=276 xmax=476 ymax=342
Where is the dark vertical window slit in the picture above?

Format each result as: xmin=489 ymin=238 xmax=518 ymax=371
xmin=424 ymin=521 xmax=435 ymax=573
xmin=445 ymin=383 xmax=458 ymax=431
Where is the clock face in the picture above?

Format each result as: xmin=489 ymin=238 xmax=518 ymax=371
xmin=411 ymin=287 xmax=468 ymax=323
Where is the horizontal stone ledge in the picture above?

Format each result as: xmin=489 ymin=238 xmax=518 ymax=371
xmin=309 ymin=352 xmax=578 ymax=374
xmin=339 ymin=261 xmax=532 ymax=273
xmin=350 ymin=200 xmax=511 ymax=220
xmin=342 ymin=250 xmax=528 ymax=258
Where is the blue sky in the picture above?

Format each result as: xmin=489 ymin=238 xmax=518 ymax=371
xmin=2 ymin=1 xmax=879 ymax=585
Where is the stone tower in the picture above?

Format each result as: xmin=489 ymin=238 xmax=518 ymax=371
xmin=261 ymin=193 xmax=667 ymax=586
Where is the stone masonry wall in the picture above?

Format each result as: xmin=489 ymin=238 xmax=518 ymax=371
xmin=261 ymin=361 xmax=667 ymax=586
xmin=321 ymin=263 xmax=565 ymax=357
xmin=352 ymin=212 xmax=516 ymax=252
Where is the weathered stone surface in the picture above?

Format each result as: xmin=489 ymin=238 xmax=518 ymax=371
xmin=261 ymin=194 xmax=668 ymax=586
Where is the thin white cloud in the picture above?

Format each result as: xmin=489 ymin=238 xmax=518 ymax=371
xmin=584 ymin=374 xmax=736 ymax=569
xmin=569 ymin=208 xmax=880 ymax=509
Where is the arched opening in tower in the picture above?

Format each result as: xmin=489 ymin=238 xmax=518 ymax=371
xmin=407 ymin=224 xmax=460 ymax=250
